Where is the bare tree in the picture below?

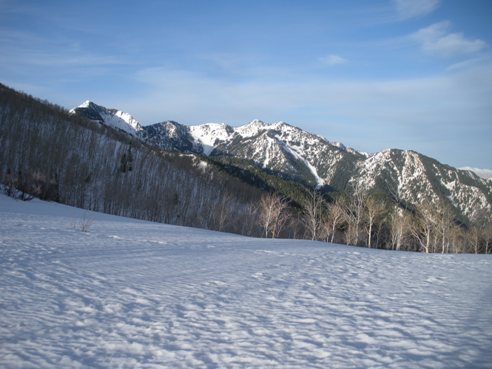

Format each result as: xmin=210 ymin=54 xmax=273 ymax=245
xmin=324 ymin=198 xmax=345 ymax=243
xmin=343 ymin=184 xmax=366 ymax=246
xmin=435 ymin=205 xmax=454 ymax=254
xmin=449 ymin=225 xmax=465 ymax=253
xmin=469 ymin=226 xmax=481 ymax=254
xmin=390 ymin=208 xmax=411 ymax=251
xmin=483 ymin=224 xmax=492 ymax=254
xmin=365 ymin=194 xmax=387 ymax=248
xmin=410 ymin=203 xmax=437 ymax=253
xmin=302 ymin=190 xmax=325 ymax=240
xmin=258 ymin=192 xmax=289 ymax=238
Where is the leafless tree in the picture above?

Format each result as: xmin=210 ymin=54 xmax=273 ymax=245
xmin=258 ymin=192 xmax=289 ymax=238
xmin=410 ymin=203 xmax=437 ymax=253
xmin=434 ymin=205 xmax=455 ymax=254
xmin=324 ymin=198 xmax=345 ymax=243
xmin=469 ymin=226 xmax=481 ymax=254
xmin=343 ymin=184 xmax=366 ymax=246
xmin=302 ymin=190 xmax=325 ymax=240
xmin=449 ymin=225 xmax=465 ymax=253
xmin=390 ymin=208 xmax=411 ymax=251
xmin=365 ymin=194 xmax=387 ymax=248
xmin=483 ymin=225 xmax=492 ymax=254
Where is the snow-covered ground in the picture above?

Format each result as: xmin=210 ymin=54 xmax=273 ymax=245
xmin=1 ymin=195 xmax=491 ymax=369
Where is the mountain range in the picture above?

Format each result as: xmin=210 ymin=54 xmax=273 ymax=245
xmin=71 ymin=101 xmax=492 ymax=221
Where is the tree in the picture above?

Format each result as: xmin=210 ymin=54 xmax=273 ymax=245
xmin=469 ymin=226 xmax=481 ymax=254
xmin=302 ymin=190 xmax=325 ymax=240
xmin=343 ymin=184 xmax=366 ymax=246
xmin=258 ymin=192 xmax=289 ymax=238
xmin=365 ymin=194 xmax=387 ymax=248
xmin=483 ymin=224 xmax=492 ymax=254
xmin=449 ymin=225 xmax=465 ymax=253
xmin=434 ymin=205 xmax=454 ymax=254
xmin=390 ymin=208 xmax=411 ymax=251
xmin=410 ymin=203 xmax=437 ymax=253
xmin=324 ymin=198 xmax=345 ymax=243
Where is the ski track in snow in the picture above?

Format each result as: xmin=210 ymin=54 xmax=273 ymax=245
xmin=1 ymin=195 xmax=491 ymax=368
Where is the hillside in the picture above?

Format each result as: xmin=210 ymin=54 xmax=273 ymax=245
xmin=1 ymin=193 xmax=491 ymax=368
xmin=0 ymin=83 xmax=306 ymax=237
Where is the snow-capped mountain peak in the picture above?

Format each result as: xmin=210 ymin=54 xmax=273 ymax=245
xmin=70 ymin=101 xmax=492 ymax=221
xmin=189 ymin=123 xmax=234 ymax=155
xmin=77 ymin=100 xmax=94 ymax=109
xmin=235 ymin=119 xmax=268 ymax=138
xmin=70 ymin=101 xmax=142 ymax=135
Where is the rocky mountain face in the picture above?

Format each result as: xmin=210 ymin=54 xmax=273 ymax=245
xmin=72 ymin=102 xmax=492 ymax=221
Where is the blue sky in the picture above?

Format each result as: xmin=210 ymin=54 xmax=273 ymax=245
xmin=1 ymin=0 xmax=491 ymax=168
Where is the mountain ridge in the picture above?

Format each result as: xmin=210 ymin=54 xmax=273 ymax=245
xmin=71 ymin=100 xmax=492 ymax=222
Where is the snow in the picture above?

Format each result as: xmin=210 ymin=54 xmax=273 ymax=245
xmin=189 ymin=123 xmax=233 ymax=155
xmin=79 ymin=100 xmax=93 ymax=108
xmin=112 ymin=110 xmax=142 ymax=132
xmin=1 ymin=194 xmax=491 ymax=369
xmin=235 ymin=119 xmax=267 ymax=138
xmin=99 ymin=110 xmax=141 ymax=135
xmin=283 ymin=144 xmax=325 ymax=187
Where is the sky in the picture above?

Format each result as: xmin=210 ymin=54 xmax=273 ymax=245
xmin=1 ymin=0 xmax=491 ymax=169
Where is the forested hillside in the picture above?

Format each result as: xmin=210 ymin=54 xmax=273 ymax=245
xmin=0 ymin=83 xmax=306 ymax=236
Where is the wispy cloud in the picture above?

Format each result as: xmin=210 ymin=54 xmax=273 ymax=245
xmin=129 ymin=62 xmax=492 ymax=125
xmin=393 ymin=0 xmax=440 ymax=20
xmin=0 ymin=29 xmax=122 ymax=69
xmin=124 ymin=62 xmax=492 ymax=166
xmin=460 ymin=167 xmax=492 ymax=180
xmin=410 ymin=21 xmax=487 ymax=57
xmin=319 ymin=54 xmax=347 ymax=66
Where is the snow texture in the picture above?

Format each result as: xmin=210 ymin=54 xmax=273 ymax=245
xmin=1 ymin=194 xmax=491 ymax=368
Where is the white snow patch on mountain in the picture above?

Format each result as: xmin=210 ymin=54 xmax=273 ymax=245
xmin=235 ymin=119 xmax=268 ymax=138
xmin=1 ymin=194 xmax=491 ymax=368
xmin=71 ymin=101 xmax=142 ymax=135
xmin=99 ymin=110 xmax=142 ymax=135
xmin=79 ymin=100 xmax=92 ymax=108
xmin=283 ymin=144 xmax=325 ymax=187
xmin=189 ymin=123 xmax=233 ymax=155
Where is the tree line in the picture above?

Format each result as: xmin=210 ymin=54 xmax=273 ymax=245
xmin=257 ymin=188 xmax=492 ymax=253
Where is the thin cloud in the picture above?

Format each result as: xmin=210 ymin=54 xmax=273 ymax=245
xmin=319 ymin=54 xmax=347 ymax=66
xmin=125 ymin=63 xmax=492 ymax=167
xmin=410 ymin=21 xmax=487 ymax=57
xmin=393 ymin=0 xmax=440 ymax=20
xmin=0 ymin=29 xmax=123 ymax=68
xmin=460 ymin=167 xmax=492 ymax=180
xmin=129 ymin=63 xmax=492 ymax=127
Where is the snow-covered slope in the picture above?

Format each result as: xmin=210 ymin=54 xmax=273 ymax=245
xmin=1 ymin=194 xmax=491 ymax=368
xmin=70 ymin=101 xmax=142 ymax=135
xmin=189 ymin=123 xmax=235 ymax=155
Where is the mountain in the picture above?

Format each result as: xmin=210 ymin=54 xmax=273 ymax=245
xmin=2 ymin=86 xmax=306 ymax=238
xmin=70 ymin=100 xmax=142 ymax=135
xmin=71 ymin=101 xmax=492 ymax=222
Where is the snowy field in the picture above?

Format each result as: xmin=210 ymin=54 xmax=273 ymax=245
xmin=1 ymin=194 xmax=491 ymax=369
